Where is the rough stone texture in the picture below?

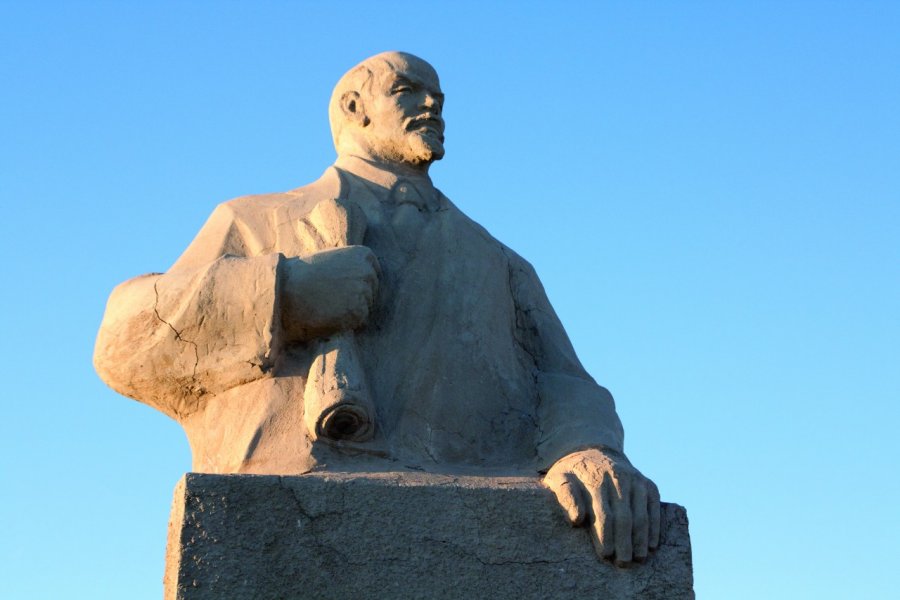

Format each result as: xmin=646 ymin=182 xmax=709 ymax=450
xmin=165 ymin=472 xmax=694 ymax=600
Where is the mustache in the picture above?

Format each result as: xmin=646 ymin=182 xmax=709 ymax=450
xmin=407 ymin=114 xmax=444 ymax=134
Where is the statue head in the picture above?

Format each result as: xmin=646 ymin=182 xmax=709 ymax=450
xmin=329 ymin=51 xmax=445 ymax=173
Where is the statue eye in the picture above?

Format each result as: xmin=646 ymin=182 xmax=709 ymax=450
xmin=392 ymin=86 xmax=412 ymax=94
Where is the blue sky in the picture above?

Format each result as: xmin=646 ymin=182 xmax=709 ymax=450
xmin=1 ymin=2 xmax=898 ymax=598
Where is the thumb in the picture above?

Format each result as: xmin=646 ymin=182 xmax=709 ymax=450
xmin=546 ymin=471 xmax=588 ymax=526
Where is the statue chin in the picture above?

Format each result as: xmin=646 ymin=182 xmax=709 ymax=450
xmin=401 ymin=134 xmax=444 ymax=167
xmin=363 ymin=132 xmax=444 ymax=168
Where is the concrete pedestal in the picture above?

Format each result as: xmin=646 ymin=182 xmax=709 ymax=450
xmin=164 ymin=471 xmax=694 ymax=599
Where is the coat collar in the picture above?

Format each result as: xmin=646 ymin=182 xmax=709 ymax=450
xmin=334 ymin=154 xmax=441 ymax=212
xmin=334 ymin=155 xmax=434 ymax=193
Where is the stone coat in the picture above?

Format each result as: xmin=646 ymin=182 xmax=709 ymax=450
xmin=94 ymin=157 xmax=624 ymax=474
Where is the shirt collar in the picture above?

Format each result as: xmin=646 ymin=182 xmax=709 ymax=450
xmin=334 ymin=154 xmax=435 ymax=195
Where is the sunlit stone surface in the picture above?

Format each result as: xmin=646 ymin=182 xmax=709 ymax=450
xmin=165 ymin=472 xmax=694 ymax=600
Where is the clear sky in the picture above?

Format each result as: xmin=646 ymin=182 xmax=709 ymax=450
xmin=1 ymin=2 xmax=898 ymax=598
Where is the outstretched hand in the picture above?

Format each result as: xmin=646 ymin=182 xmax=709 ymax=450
xmin=544 ymin=448 xmax=660 ymax=566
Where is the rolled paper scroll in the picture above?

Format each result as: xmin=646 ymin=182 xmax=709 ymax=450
xmin=303 ymin=335 xmax=375 ymax=442
xmin=301 ymin=197 xmax=375 ymax=443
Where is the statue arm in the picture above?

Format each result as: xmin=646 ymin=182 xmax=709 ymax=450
xmin=505 ymin=252 xmax=624 ymax=470
xmin=93 ymin=200 xmax=379 ymax=420
xmin=93 ymin=202 xmax=285 ymax=420
xmin=506 ymin=251 xmax=661 ymax=564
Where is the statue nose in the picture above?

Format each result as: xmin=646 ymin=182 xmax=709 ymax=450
xmin=421 ymin=93 xmax=440 ymax=114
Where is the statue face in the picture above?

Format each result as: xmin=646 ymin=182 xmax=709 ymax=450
xmin=361 ymin=56 xmax=445 ymax=167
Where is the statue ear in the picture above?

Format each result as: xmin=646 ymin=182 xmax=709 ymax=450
xmin=341 ymin=91 xmax=370 ymax=127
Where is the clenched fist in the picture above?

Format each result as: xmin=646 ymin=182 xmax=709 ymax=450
xmin=281 ymin=245 xmax=381 ymax=340
xmin=544 ymin=447 xmax=660 ymax=566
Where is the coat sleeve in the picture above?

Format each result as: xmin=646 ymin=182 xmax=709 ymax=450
xmin=505 ymin=251 xmax=625 ymax=470
xmin=93 ymin=202 xmax=286 ymax=420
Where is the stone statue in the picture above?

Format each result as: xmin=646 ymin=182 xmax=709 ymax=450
xmin=95 ymin=52 xmax=661 ymax=566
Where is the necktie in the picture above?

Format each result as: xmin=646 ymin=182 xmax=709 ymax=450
xmin=390 ymin=179 xmax=434 ymax=252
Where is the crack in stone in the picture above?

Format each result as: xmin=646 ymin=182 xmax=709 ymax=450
xmin=421 ymin=535 xmax=578 ymax=568
xmin=151 ymin=279 xmax=203 ymax=417
xmin=278 ymin=477 xmax=351 ymax=564
xmin=500 ymin=248 xmax=546 ymax=449
xmin=152 ymin=279 xmax=201 ymax=381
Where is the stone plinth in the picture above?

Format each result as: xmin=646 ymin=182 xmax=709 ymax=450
xmin=164 ymin=472 xmax=694 ymax=600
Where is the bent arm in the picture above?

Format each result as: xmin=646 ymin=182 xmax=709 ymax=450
xmin=94 ymin=197 xmax=379 ymax=420
xmin=505 ymin=251 xmax=624 ymax=470
xmin=94 ymin=252 xmax=284 ymax=420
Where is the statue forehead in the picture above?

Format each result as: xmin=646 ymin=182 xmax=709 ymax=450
xmin=358 ymin=52 xmax=441 ymax=91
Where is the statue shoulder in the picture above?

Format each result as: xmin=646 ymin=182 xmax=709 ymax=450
xmin=168 ymin=167 xmax=345 ymax=271
xmin=437 ymin=192 xmax=536 ymax=274
xmin=218 ymin=166 xmax=344 ymax=223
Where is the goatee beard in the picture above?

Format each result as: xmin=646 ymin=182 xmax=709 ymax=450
xmin=406 ymin=132 xmax=444 ymax=165
xmin=365 ymin=131 xmax=445 ymax=167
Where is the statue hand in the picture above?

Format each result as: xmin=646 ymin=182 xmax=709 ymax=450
xmin=282 ymin=245 xmax=381 ymax=340
xmin=544 ymin=448 xmax=660 ymax=565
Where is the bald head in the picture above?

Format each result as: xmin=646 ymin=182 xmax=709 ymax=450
xmin=329 ymin=52 xmax=445 ymax=172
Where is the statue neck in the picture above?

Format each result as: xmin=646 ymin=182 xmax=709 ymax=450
xmin=335 ymin=154 xmax=434 ymax=191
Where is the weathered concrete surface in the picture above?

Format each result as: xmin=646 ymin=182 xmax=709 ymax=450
xmin=165 ymin=471 xmax=694 ymax=600
xmin=96 ymin=52 xmax=667 ymax=567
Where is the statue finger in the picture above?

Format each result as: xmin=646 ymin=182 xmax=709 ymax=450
xmin=361 ymin=246 xmax=382 ymax=277
xmin=612 ymin=477 xmax=633 ymax=566
xmin=548 ymin=471 xmax=587 ymax=526
xmin=360 ymin=262 xmax=379 ymax=288
xmin=630 ymin=481 xmax=649 ymax=562
xmin=362 ymin=283 xmax=375 ymax=308
xmin=589 ymin=475 xmax=615 ymax=559
xmin=648 ymin=480 xmax=661 ymax=550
